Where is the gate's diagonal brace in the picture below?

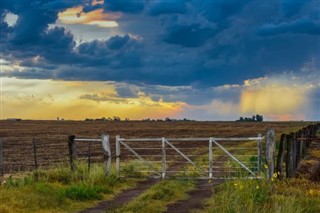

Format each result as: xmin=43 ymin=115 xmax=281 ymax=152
xmin=212 ymin=139 xmax=256 ymax=176
xmin=119 ymin=140 xmax=162 ymax=176
xmin=165 ymin=140 xmax=207 ymax=175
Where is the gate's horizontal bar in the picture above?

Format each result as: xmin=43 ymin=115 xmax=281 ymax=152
xmin=117 ymin=176 xmax=260 ymax=180
xmin=164 ymin=170 xmax=255 ymax=173
xmin=121 ymin=147 xmax=203 ymax=150
xmin=212 ymin=161 xmax=253 ymax=164
xmin=75 ymin=139 xmax=102 ymax=142
xmin=124 ymin=154 xmax=162 ymax=157
xmin=133 ymin=171 xmax=161 ymax=173
xmin=119 ymin=137 xmax=264 ymax=142
xmin=123 ymin=148 xmax=162 ymax=150
xmin=120 ymin=138 xmax=162 ymax=142
xmin=212 ymin=166 xmax=258 ymax=168
xmin=212 ymin=155 xmax=258 ymax=157
xmin=124 ymin=154 xmax=200 ymax=157
xmin=219 ymin=148 xmax=258 ymax=150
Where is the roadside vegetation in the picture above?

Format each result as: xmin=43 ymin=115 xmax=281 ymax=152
xmin=0 ymin=163 xmax=138 ymax=213
xmin=197 ymin=177 xmax=320 ymax=213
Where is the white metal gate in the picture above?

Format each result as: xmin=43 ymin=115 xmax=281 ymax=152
xmin=115 ymin=135 xmax=264 ymax=179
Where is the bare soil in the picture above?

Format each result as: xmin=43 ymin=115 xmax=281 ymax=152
xmin=0 ymin=120 xmax=307 ymax=173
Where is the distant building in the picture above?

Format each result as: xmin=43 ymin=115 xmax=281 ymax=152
xmin=7 ymin=118 xmax=22 ymax=121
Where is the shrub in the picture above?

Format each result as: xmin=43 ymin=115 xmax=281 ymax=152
xmin=62 ymin=184 xmax=103 ymax=201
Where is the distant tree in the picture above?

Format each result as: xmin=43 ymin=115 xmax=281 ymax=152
xmin=256 ymin=114 xmax=263 ymax=122
xmin=252 ymin=115 xmax=256 ymax=121
xmin=113 ymin=116 xmax=121 ymax=121
xmin=239 ymin=117 xmax=244 ymax=121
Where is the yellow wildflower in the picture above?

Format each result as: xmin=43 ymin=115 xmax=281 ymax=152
xmin=256 ymin=185 xmax=260 ymax=189
xmin=309 ymin=190 xmax=314 ymax=195
xmin=273 ymin=173 xmax=277 ymax=178
xmin=264 ymin=164 xmax=268 ymax=169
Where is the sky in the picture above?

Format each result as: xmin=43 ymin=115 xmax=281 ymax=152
xmin=0 ymin=0 xmax=319 ymax=121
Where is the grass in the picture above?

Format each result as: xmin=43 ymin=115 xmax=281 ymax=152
xmin=196 ymin=177 xmax=320 ymax=213
xmin=0 ymin=162 xmax=138 ymax=213
xmin=113 ymin=179 xmax=195 ymax=213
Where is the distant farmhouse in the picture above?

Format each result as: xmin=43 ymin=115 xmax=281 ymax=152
xmin=236 ymin=115 xmax=263 ymax=122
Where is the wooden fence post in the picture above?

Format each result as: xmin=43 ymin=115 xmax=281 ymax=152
xmin=296 ymin=130 xmax=302 ymax=166
xmin=276 ymin=134 xmax=286 ymax=179
xmin=162 ymin=137 xmax=166 ymax=179
xmin=306 ymin=126 xmax=311 ymax=148
xmin=33 ymin=138 xmax=38 ymax=170
xmin=116 ymin=135 xmax=120 ymax=176
xmin=286 ymin=134 xmax=294 ymax=178
xmin=0 ymin=138 xmax=3 ymax=176
xmin=68 ymin=135 xmax=77 ymax=171
xmin=102 ymin=134 xmax=111 ymax=175
xmin=292 ymin=133 xmax=297 ymax=172
xmin=301 ymin=128 xmax=307 ymax=157
xmin=257 ymin=134 xmax=262 ymax=174
xmin=265 ymin=129 xmax=275 ymax=180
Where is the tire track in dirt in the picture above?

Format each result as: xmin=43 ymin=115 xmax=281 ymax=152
xmin=78 ymin=178 xmax=160 ymax=213
xmin=165 ymin=179 xmax=224 ymax=213
xmin=164 ymin=154 xmax=231 ymax=213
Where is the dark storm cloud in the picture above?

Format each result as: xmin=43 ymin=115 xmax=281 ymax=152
xmin=2 ymin=0 xmax=320 ymax=90
xmin=107 ymin=34 xmax=131 ymax=50
xmin=280 ymin=0 xmax=308 ymax=18
xmin=104 ymin=0 xmax=145 ymax=13
xmin=147 ymin=0 xmax=188 ymax=16
xmin=258 ymin=19 xmax=320 ymax=36
xmin=162 ymin=20 xmax=216 ymax=47
xmin=194 ymin=0 xmax=252 ymax=23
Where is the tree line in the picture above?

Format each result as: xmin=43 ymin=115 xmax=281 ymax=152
xmin=236 ymin=114 xmax=263 ymax=122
